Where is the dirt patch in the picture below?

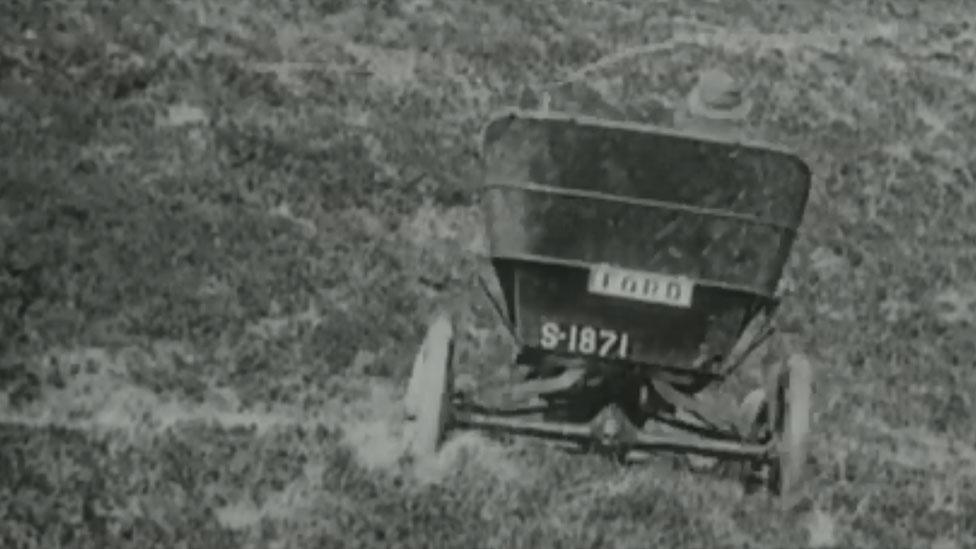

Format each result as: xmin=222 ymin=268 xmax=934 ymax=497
xmin=339 ymin=381 xmax=414 ymax=470
xmin=0 ymin=346 xmax=325 ymax=434
xmin=412 ymin=430 xmax=523 ymax=485
xmin=338 ymin=374 xmax=522 ymax=485
xmin=1 ymin=344 xmax=523 ymax=489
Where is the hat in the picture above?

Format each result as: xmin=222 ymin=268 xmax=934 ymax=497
xmin=685 ymin=68 xmax=752 ymax=121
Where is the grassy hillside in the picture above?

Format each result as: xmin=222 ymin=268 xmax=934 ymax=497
xmin=1 ymin=0 xmax=975 ymax=547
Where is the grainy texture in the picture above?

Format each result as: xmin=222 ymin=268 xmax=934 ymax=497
xmin=2 ymin=0 xmax=976 ymax=547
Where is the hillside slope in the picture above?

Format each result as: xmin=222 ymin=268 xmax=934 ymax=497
xmin=2 ymin=1 xmax=975 ymax=547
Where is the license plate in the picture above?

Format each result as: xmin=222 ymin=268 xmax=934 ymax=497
xmin=588 ymin=264 xmax=694 ymax=308
xmin=539 ymin=321 xmax=630 ymax=358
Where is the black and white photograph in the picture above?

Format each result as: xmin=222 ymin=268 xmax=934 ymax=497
xmin=1 ymin=0 xmax=974 ymax=547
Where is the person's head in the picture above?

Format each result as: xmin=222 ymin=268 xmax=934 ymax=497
xmin=685 ymin=68 xmax=752 ymax=122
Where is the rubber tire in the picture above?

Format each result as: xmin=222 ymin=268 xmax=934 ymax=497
xmin=405 ymin=313 xmax=455 ymax=458
xmin=768 ymin=354 xmax=813 ymax=500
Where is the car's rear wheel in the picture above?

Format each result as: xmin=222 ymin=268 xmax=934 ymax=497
xmin=768 ymin=354 xmax=813 ymax=501
xmin=405 ymin=313 xmax=455 ymax=458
